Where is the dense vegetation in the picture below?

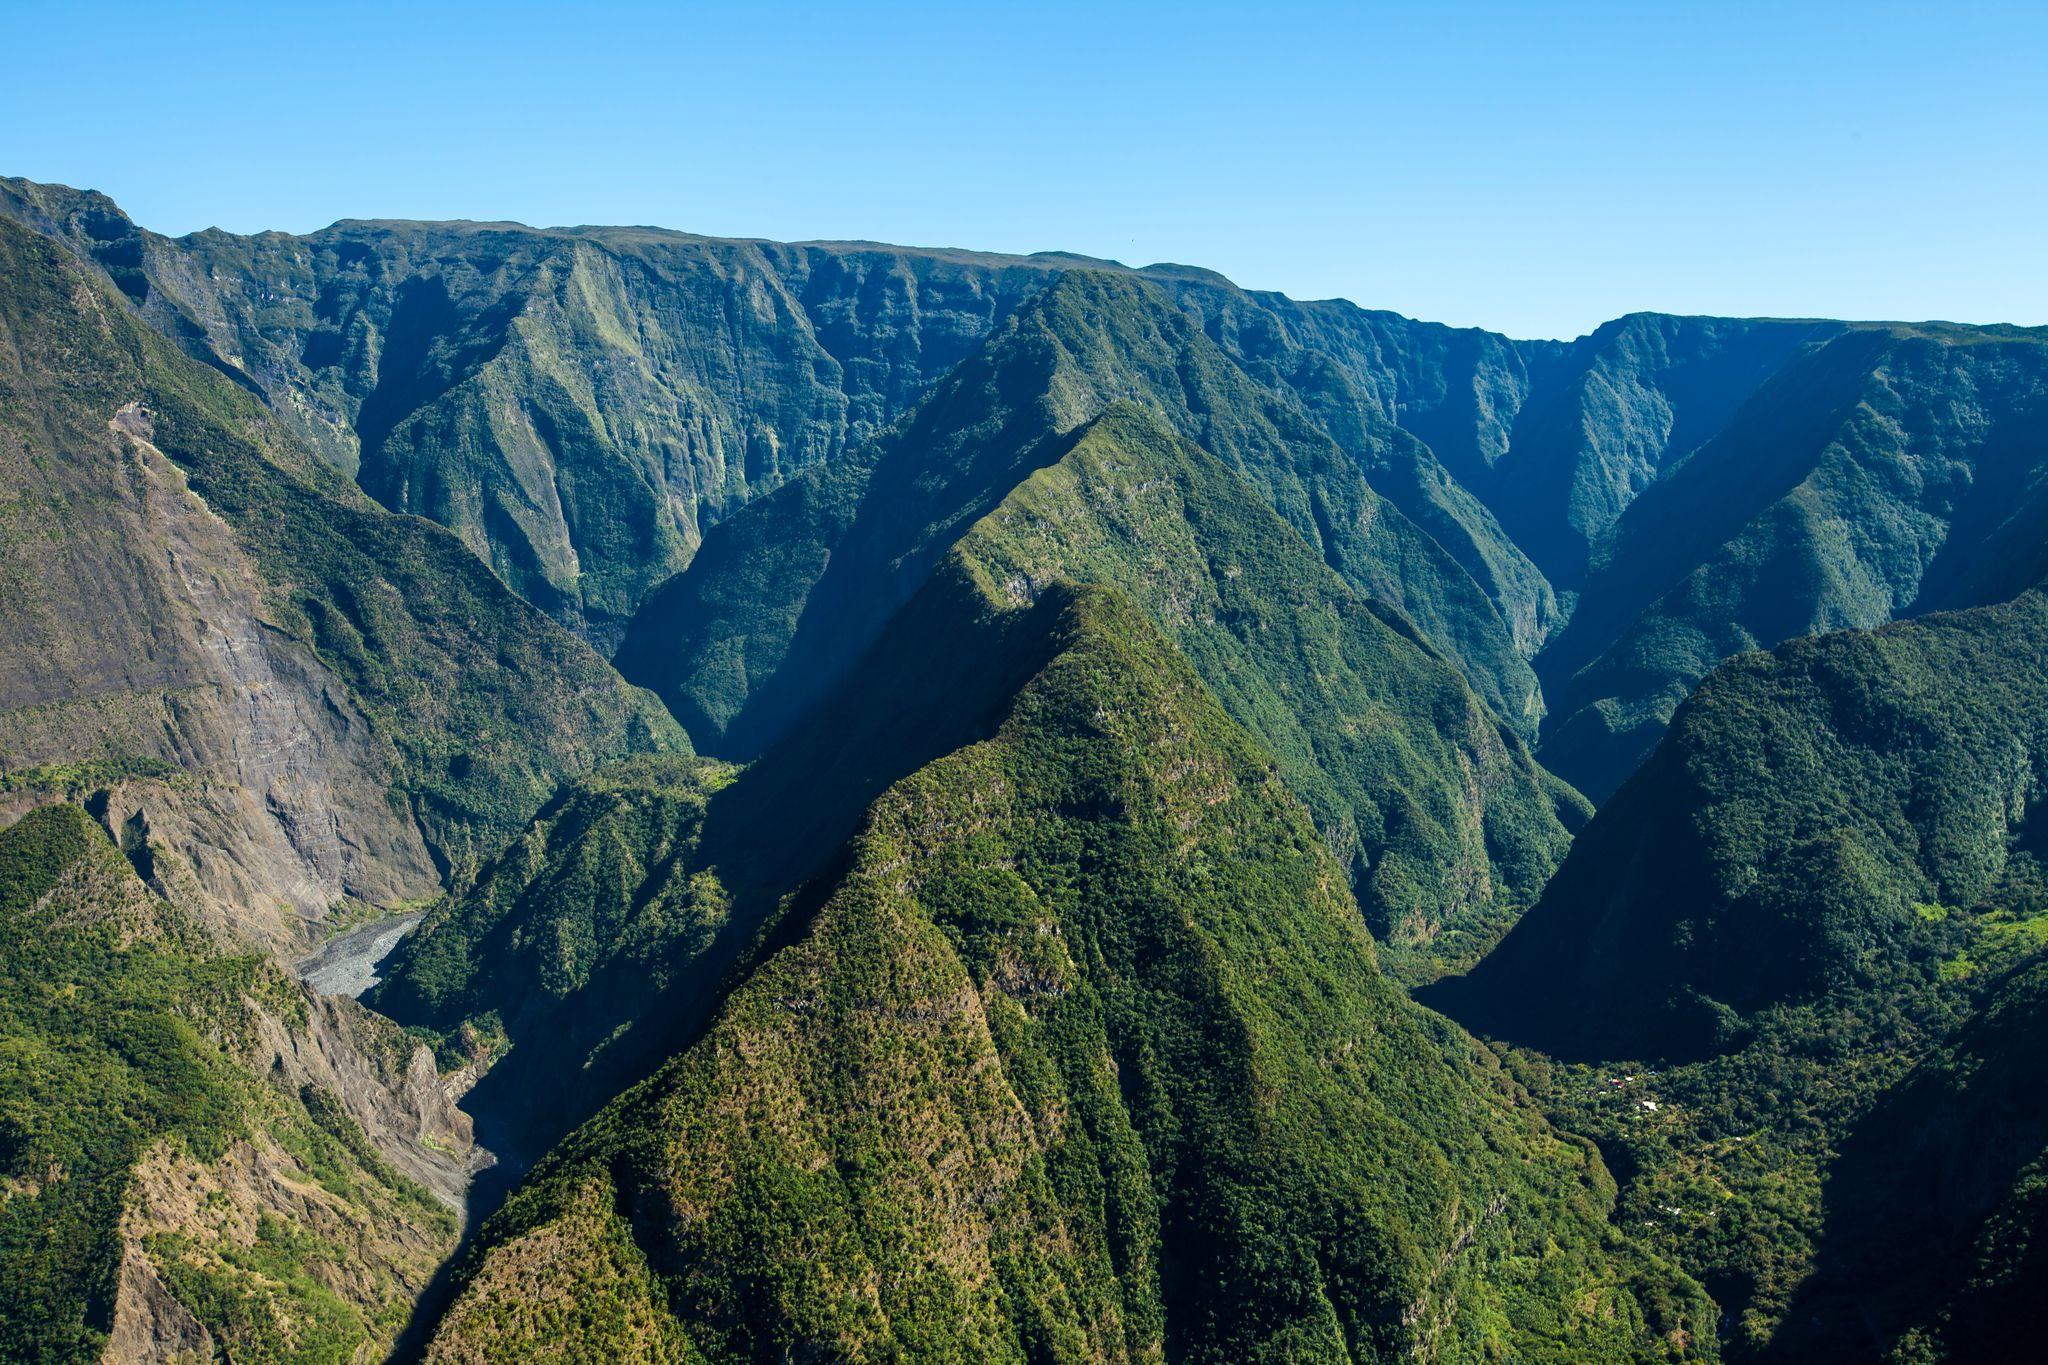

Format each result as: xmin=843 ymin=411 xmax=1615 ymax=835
xmin=367 ymin=753 xmax=740 ymax=1130
xmin=371 ymin=755 xmax=735 ymax=1037
xmin=373 ymin=528 xmax=1102 ymax=1155
xmin=1434 ymin=590 xmax=2048 ymax=1060
xmin=432 ymin=572 xmax=1710 ymax=1362
xmin=618 ymin=274 xmax=1575 ymax=980
xmin=617 ymin=268 xmax=1541 ymax=749
xmin=1428 ymin=590 xmax=2048 ymax=1355
xmin=6 ymin=174 xmax=2048 ymax=1362
xmin=0 ymin=175 xmax=1071 ymax=646
xmin=18 ymin=177 xmax=2048 ymax=803
xmin=0 ymin=804 xmax=454 ymax=1362
xmin=956 ymin=405 xmax=1584 ymax=977
xmin=1537 ymin=325 xmax=2048 ymax=798
xmin=1779 ymin=955 xmax=2048 ymax=1360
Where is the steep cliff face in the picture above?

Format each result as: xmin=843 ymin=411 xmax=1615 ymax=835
xmin=954 ymin=407 xmax=1584 ymax=978
xmin=0 ymin=209 xmax=698 ymax=1357
xmin=19 ymin=176 xmax=2048 ymax=808
xmin=0 ymin=220 xmax=434 ymax=947
xmin=609 ymin=281 xmax=1574 ymax=980
xmin=1484 ymin=314 xmax=1845 ymax=591
xmin=1156 ymin=278 xmax=1566 ymax=662
xmin=387 ymin=408 xmax=1578 ymax=1151
xmin=621 ymin=269 xmax=1543 ymax=752
xmin=2 ymin=179 xmax=1556 ymax=732
xmin=0 ymin=212 xmax=682 ymax=934
xmin=0 ymin=177 xmax=1072 ymax=646
xmin=1162 ymin=296 xmax=1843 ymax=637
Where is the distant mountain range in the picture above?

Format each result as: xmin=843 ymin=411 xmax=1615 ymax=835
xmin=1 ymin=175 xmax=2044 ymax=1362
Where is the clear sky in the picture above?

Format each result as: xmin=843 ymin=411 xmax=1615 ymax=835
xmin=3 ymin=0 xmax=2042 ymax=338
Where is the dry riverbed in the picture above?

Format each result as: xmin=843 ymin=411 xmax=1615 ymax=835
xmin=295 ymin=911 xmax=424 ymax=997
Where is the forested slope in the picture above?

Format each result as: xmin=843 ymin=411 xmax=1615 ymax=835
xmin=427 ymin=570 xmax=1709 ymax=1363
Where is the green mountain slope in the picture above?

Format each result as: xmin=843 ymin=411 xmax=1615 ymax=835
xmin=1166 ymin=294 xmax=1840 ymax=605
xmin=0 ymin=212 xmax=682 ymax=924
xmin=366 ymin=755 xmax=735 ymax=1048
xmin=0 ymin=804 xmax=461 ymax=1362
xmin=426 ymin=571 xmax=1709 ymax=1362
xmin=1154 ymin=277 xmax=1564 ymax=658
xmin=955 ymin=405 xmax=1584 ymax=977
xmin=1774 ymin=954 xmax=2048 ymax=1361
xmin=1478 ymin=315 xmax=1844 ymax=592
xmin=12 ymin=172 xmax=2048 ymax=1361
xmin=1438 ymin=590 xmax=2048 ymax=1060
xmin=622 ymin=268 xmax=1540 ymax=751
xmin=1538 ymin=325 xmax=2048 ymax=799
xmin=1426 ymin=591 xmax=2048 ymax=1354
xmin=377 ymin=375 xmax=1585 ymax=1137
xmin=6 ymin=177 xmax=1549 ymax=690
xmin=364 ymin=753 xmax=746 ymax=1152
xmin=1156 ymin=297 xmax=2048 ymax=806
xmin=370 ymin=548 xmax=1087 ymax=1157
xmin=23 ymin=174 xmax=2048 ymax=811
xmin=618 ymin=279 xmax=1577 ymax=976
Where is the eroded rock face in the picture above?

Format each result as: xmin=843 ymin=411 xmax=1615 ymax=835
xmin=104 ymin=1240 xmax=213 ymax=1364
xmin=0 ymin=210 xmax=662 ymax=1360
xmin=261 ymin=987 xmax=486 ymax=1208
xmin=113 ymin=1131 xmax=451 ymax=1363
xmin=98 ymin=980 xmax=480 ymax=1359
xmin=2 ymin=178 xmax=1077 ymax=647
xmin=0 ymin=400 xmax=437 ymax=951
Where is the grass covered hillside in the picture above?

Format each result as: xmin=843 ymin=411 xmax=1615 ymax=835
xmin=1426 ymin=591 xmax=2048 ymax=1354
xmin=427 ymin=572 xmax=1710 ymax=1363
xmin=0 ymin=212 xmax=682 ymax=917
xmin=0 ymin=804 xmax=457 ymax=1363
xmin=956 ymin=405 xmax=1585 ymax=979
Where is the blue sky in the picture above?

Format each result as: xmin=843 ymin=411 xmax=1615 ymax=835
xmin=3 ymin=1 xmax=2041 ymax=338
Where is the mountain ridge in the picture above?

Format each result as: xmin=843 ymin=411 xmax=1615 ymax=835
xmin=4 ymin=170 xmax=2047 ymax=1361
xmin=14 ymin=172 xmax=2042 ymax=795
xmin=426 ymin=565 xmax=1711 ymax=1362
